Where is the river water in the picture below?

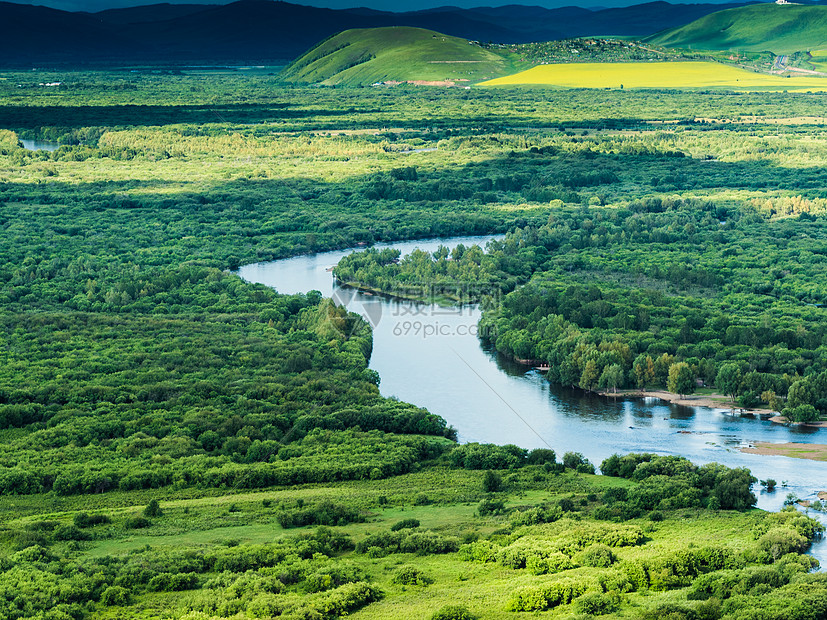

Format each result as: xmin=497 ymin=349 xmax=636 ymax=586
xmin=239 ymin=235 xmax=827 ymax=563
xmin=20 ymin=139 xmax=60 ymax=152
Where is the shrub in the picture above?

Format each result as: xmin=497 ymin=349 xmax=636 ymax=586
xmin=649 ymin=510 xmax=664 ymax=522
xmin=304 ymin=581 xmax=382 ymax=617
xmin=526 ymin=551 xmax=574 ymax=575
xmin=482 ymin=470 xmax=502 ymax=493
xmin=276 ymin=500 xmax=364 ymax=528
xmin=579 ymin=544 xmax=616 ymax=568
xmin=391 ymin=565 xmax=433 ymax=586
xmin=507 ymin=577 xmax=594 ymax=611
xmin=447 ymin=443 xmax=528 ymax=469
xmin=431 ymin=605 xmax=477 ymax=620
xmin=558 ymin=498 xmax=575 ymax=512
xmin=247 ymin=593 xmax=283 ymax=618
xmin=125 ymin=516 xmax=150 ymax=529
xmin=563 ymin=452 xmax=594 ymax=472
xmin=143 ymin=499 xmax=162 ymax=518
xmin=390 ymin=518 xmax=420 ymax=532
xmin=400 ymin=531 xmax=460 ymax=555
xmin=577 ymin=591 xmax=620 ymax=615
xmin=100 ymin=586 xmax=131 ymax=606
xmin=147 ymin=572 xmax=198 ymax=592
xmin=74 ymin=512 xmax=111 ymax=528
xmin=527 ymin=448 xmax=556 ymax=465
xmin=414 ymin=492 xmax=431 ymax=506
xmin=53 ymin=524 xmax=88 ymax=541
xmin=510 ymin=505 xmax=562 ymax=526
xmin=758 ymin=528 xmax=808 ymax=560
xmin=458 ymin=540 xmax=498 ymax=563
xmin=478 ymin=498 xmax=506 ymax=516
xmin=602 ymin=487 xmax=628 ymax=504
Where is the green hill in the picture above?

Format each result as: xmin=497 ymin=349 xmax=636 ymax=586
xmin=646 ymin=4 xmax=827 ymax=54
xmin=279 ymin=27 xmax=526 ymax=86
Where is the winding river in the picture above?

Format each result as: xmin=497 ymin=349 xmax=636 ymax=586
xmin=239 ymin=235 xmax=827 ymax=563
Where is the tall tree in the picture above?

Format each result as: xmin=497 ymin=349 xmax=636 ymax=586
xmin=716 ymin=363 xmax=742 ymax=403
xmin=668 ymin=362 xmax=695 ymax=397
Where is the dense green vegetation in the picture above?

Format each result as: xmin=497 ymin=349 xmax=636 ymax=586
xmin=647 ymin=4 xmax=827 ymax=54
xmin=3 ymin=69 xmax=827 ymax=617
xmin=334 ymin=132 xmax=827 ymax=418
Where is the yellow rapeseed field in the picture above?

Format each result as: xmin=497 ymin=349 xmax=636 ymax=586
xmin=480 ymin=61 xmax=827 ymax=91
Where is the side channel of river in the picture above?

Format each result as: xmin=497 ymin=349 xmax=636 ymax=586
xmin=239 ymin=235 xmax=827 ymax=564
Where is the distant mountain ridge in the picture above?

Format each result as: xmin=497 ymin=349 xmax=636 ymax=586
xmin=0 ymin=0 xmax=756 ymax=66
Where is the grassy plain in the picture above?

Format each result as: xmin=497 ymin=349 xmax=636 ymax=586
xmin=481 ymin=61 xmax=827 ymax=90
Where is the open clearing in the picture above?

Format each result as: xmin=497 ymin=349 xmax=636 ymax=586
xmin=740 ymin=441 xmax=827 ymax=461
xmin=481 ymin=61 xmax=827 ymax=91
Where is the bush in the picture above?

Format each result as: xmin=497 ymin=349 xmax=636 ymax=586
xmin=577 ymin=591 xmax=620 ymax=615
xmin=247 ymin=593 xmax=283 ymax=618
xmin=507 ymin=577 xmax=595 ymax=611
xmin=125 ymin=516 xmax=150 ymax=529
xmin=579 ymin=544 xmax=616 ymax=568
xmin=563 ymin=452 xmax=594 ymax=472
xmin=478 ymin=498 xmax=506 ymax=516
xmin=482 ymin=470 xmax=502 ymax=493
xmin=390 ymin=518 xmax=420 ymax=532
xmin=558 ymin=498 xmax=575 ymax=512
xmin=391 ymin=565 xmax=433 ymax=586
xmin=147 ymin=572 xmax=198 ymax=592
xmin=74 ymin=512 xmax=111 ymax=528
xmin=276 ymin=500 xmax=365 ymax=528
xmin=783 ymin=404 xmax=819 ymax=423
xmin=649 ymin=510 xmax=664 ymax=522
xmin=602 ymin=487 xmax=628 ymax=504
xmin=526 ymin=551 xmax=574 ymax=575
xmin=527 ymin=449 xmax=556 ymax=465
xmin=143 ymin=499 xmax=162 ymax=518
xmin=100 ymin=586 xmax=131 ymax=606
xmin=53 ymin=524 xmax=88 ymax=541
xmin=510 ymin=505 xmax=562 ymax=526
xmin=758 ymin=528 xmax=808 ymax=560
xmin=447 ymin=443 xmax=528 ymax=469
xmin=458 ymin=540 xmax=498 ymax=563
xmin=305 ymin=581 xmax=382 ymax=617
xmin=431 ymin=605 xmax=477 ymax=620
xmin=413 ymin=492 xmax=431 ymax=506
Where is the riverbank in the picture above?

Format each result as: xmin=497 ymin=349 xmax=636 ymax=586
xmin=768 ymin=415 xmax=827 ymax=428
xmin=740 ymin=441 xmax=827 ymax=462
xmin=596 ymin=389 xmax=774 ymax=415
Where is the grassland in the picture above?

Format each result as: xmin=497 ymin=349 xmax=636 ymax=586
xmin=480 ymin=61 xmax=827 ymax=90
xmin=2 ymin=464 xmax=815 ymax=620
xmin=279 ymin=27 xmax=528 ymax=87
xmin=647 ymin=4 xmax=827 ymax=54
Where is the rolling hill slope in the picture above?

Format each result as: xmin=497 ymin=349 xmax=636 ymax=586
xmin=647 ymin=4 xmax=827 ymax=54
xmin=279 ymin=27 xmax=525 ymax=86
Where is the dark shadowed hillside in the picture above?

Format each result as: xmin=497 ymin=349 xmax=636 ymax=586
xmin=0 ymin=0 xmax=757 ymax=66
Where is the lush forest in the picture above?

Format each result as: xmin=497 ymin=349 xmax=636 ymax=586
xmin=2 ymin=69 xmax=827 ymax=618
